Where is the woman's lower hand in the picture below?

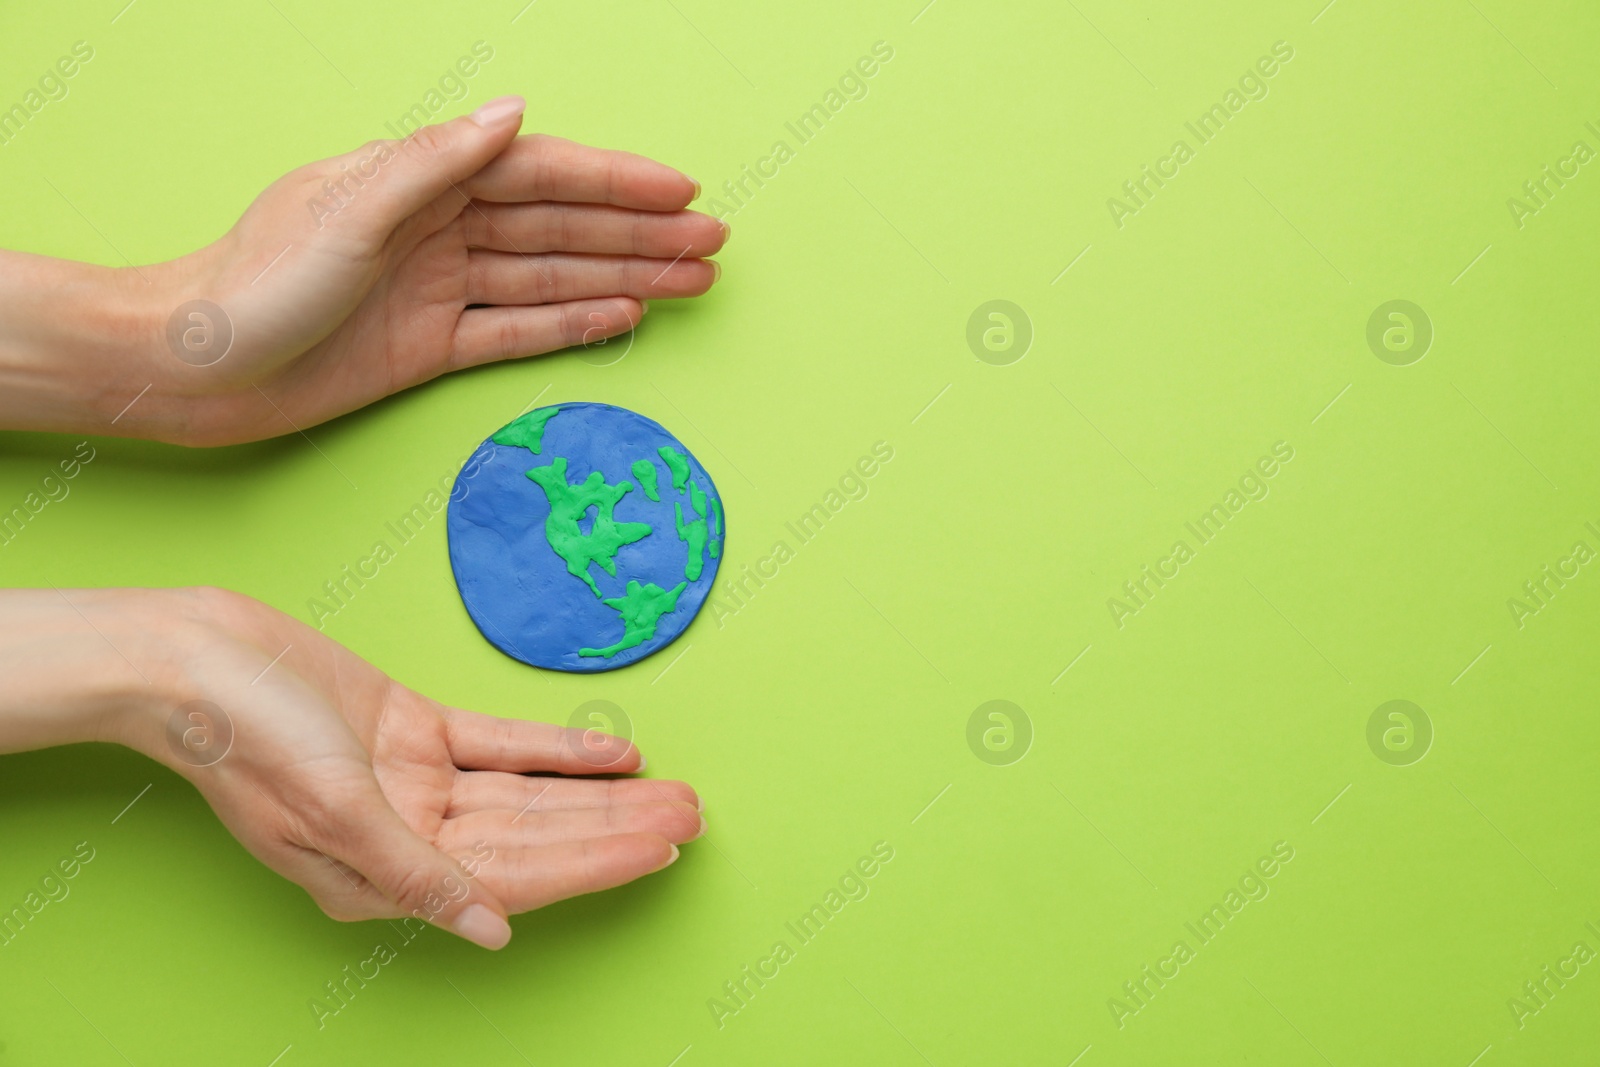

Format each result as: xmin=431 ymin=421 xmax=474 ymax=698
xmin=0 ymin=586 xmax=703 ymax=948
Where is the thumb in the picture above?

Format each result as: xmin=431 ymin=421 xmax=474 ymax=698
xmin=340 ymin=791 xmax=514 ymax=950
xmin=339 ymin=95 xmax=526 ymax=232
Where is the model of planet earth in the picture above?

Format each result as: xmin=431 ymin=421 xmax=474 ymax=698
xmin=447 ymin=402 xmax=725 ymax=672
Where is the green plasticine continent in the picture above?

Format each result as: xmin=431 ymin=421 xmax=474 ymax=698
xmin=685 ymin=481 xmax=722 ymax=559
xmin=658 ymin=445 xmax=690 ymax=492
xmin=658 ymin=445 xmax=722 ymax=568
xmin=580 ymin=580 xmax=688 ymax=657
xmin=674 ymin=483 xmax=710 ymax=581
xmin=632 ymin=458 xmax=661 ymax=501
xmin=523 ymin=458 xmax=651 ymax=598
xmin=493 ymin=406 xmax=562 ymax=454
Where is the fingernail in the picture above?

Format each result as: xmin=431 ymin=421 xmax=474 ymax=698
xmin=453 ymin=904 xmax=512 ymax=950
xmin=710 ymin=261 xmax=722 ymax=282
xmin=639 ymin=300 xmax=650 ymax=316
xmin=696 ymin=816 xmax=708 ymax=839
xmin=666 ymin=843 xmax=681 ymax=866
xmin=471 ymin=95 xmax=526 ymax=128
xmin=720 ymin=220 xmax=732 ymax=244
xmin=688 ymin=177 xmax=702 ymax=199
xmin=637 ymin=754 xmax=648 ymax=771
xmin=695 ymin=794 xmax=704 ymax=813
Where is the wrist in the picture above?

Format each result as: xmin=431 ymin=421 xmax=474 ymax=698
xmin=0 ymin=587 xmax=193 ymax=757
xmin=85 ymin=586 xmax=297 ymax=773
xmin=0 ymin=252 xmax=175 ymax=438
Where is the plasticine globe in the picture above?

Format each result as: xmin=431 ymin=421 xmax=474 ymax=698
xmin=447 ymin=403 xmax=725 ymax=672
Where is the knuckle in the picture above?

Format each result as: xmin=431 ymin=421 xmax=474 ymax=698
xmin=342 ymin=140 xmax=391 ymax=175
xmin=577 ymin=837 xmax=601 ymax=883
xmin=389 ymin=864 xmax=447 ymax=915
xmin=529 ymin=258 xmax=556 ymax=303
xmin=495 ymin=309 xmax=526 ymax=359
xmin=405 ymin=125 xmax=450 ymax=167
xmin=182 ymin=584 xmax=256 ymax=621
xmin=493 ymin=717 xmax=520 ymax=749
xmin=558 ymin=302 xmax=588 ymax=348
xmin=556 ymin=207 xmax=572 ymax=252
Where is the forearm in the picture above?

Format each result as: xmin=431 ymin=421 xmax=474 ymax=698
xmin=0 ymin=587 xmax=182 ymax=756
xmin=0 ymin=252 xmax=164 ymax=436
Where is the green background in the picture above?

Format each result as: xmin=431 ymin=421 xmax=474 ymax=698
xmin=1 ymin=0 xmax=1597 ymax=1063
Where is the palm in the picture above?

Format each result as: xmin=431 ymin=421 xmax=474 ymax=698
xmin=367 ymin=687 xmax=460 ymax=849
xmin=184 ymin=598 xmax=702 ymax=930
xmin=263 ymin=202 xmax=482 ymax=426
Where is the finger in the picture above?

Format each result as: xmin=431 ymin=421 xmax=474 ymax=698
xmin=442 ymin=801 xmax=704 ymax=852
xmin=325 ymin=96 xmax=526 ymax=237
xmin=466 ymin=250 xmax=717 ymax=305
xmin=451 ymin=298 xmax=644 ymax=368
xmin=464 ymin=133 xmax=698 ymax=210
xmin=463 ymin=202 xmax=728 ymax=257
xmin=324 ymin=778 xmax=514 ymax=950
xmin=469 ymin=834 xmax=682 ymax=914
xmin=446 ymin=772 xmax=699 ymax=817
xmin=442 ymin=706 xmax=645 ymax=775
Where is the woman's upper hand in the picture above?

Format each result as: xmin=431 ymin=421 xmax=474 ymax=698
xmin=0 ymin=96 xmax=727 ymax=445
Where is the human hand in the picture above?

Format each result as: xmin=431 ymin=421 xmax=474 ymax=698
xmin=0 ymin=586 xmax=703 ymax=948
xmin=0 ymin=96 xmax=726 ymax=445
